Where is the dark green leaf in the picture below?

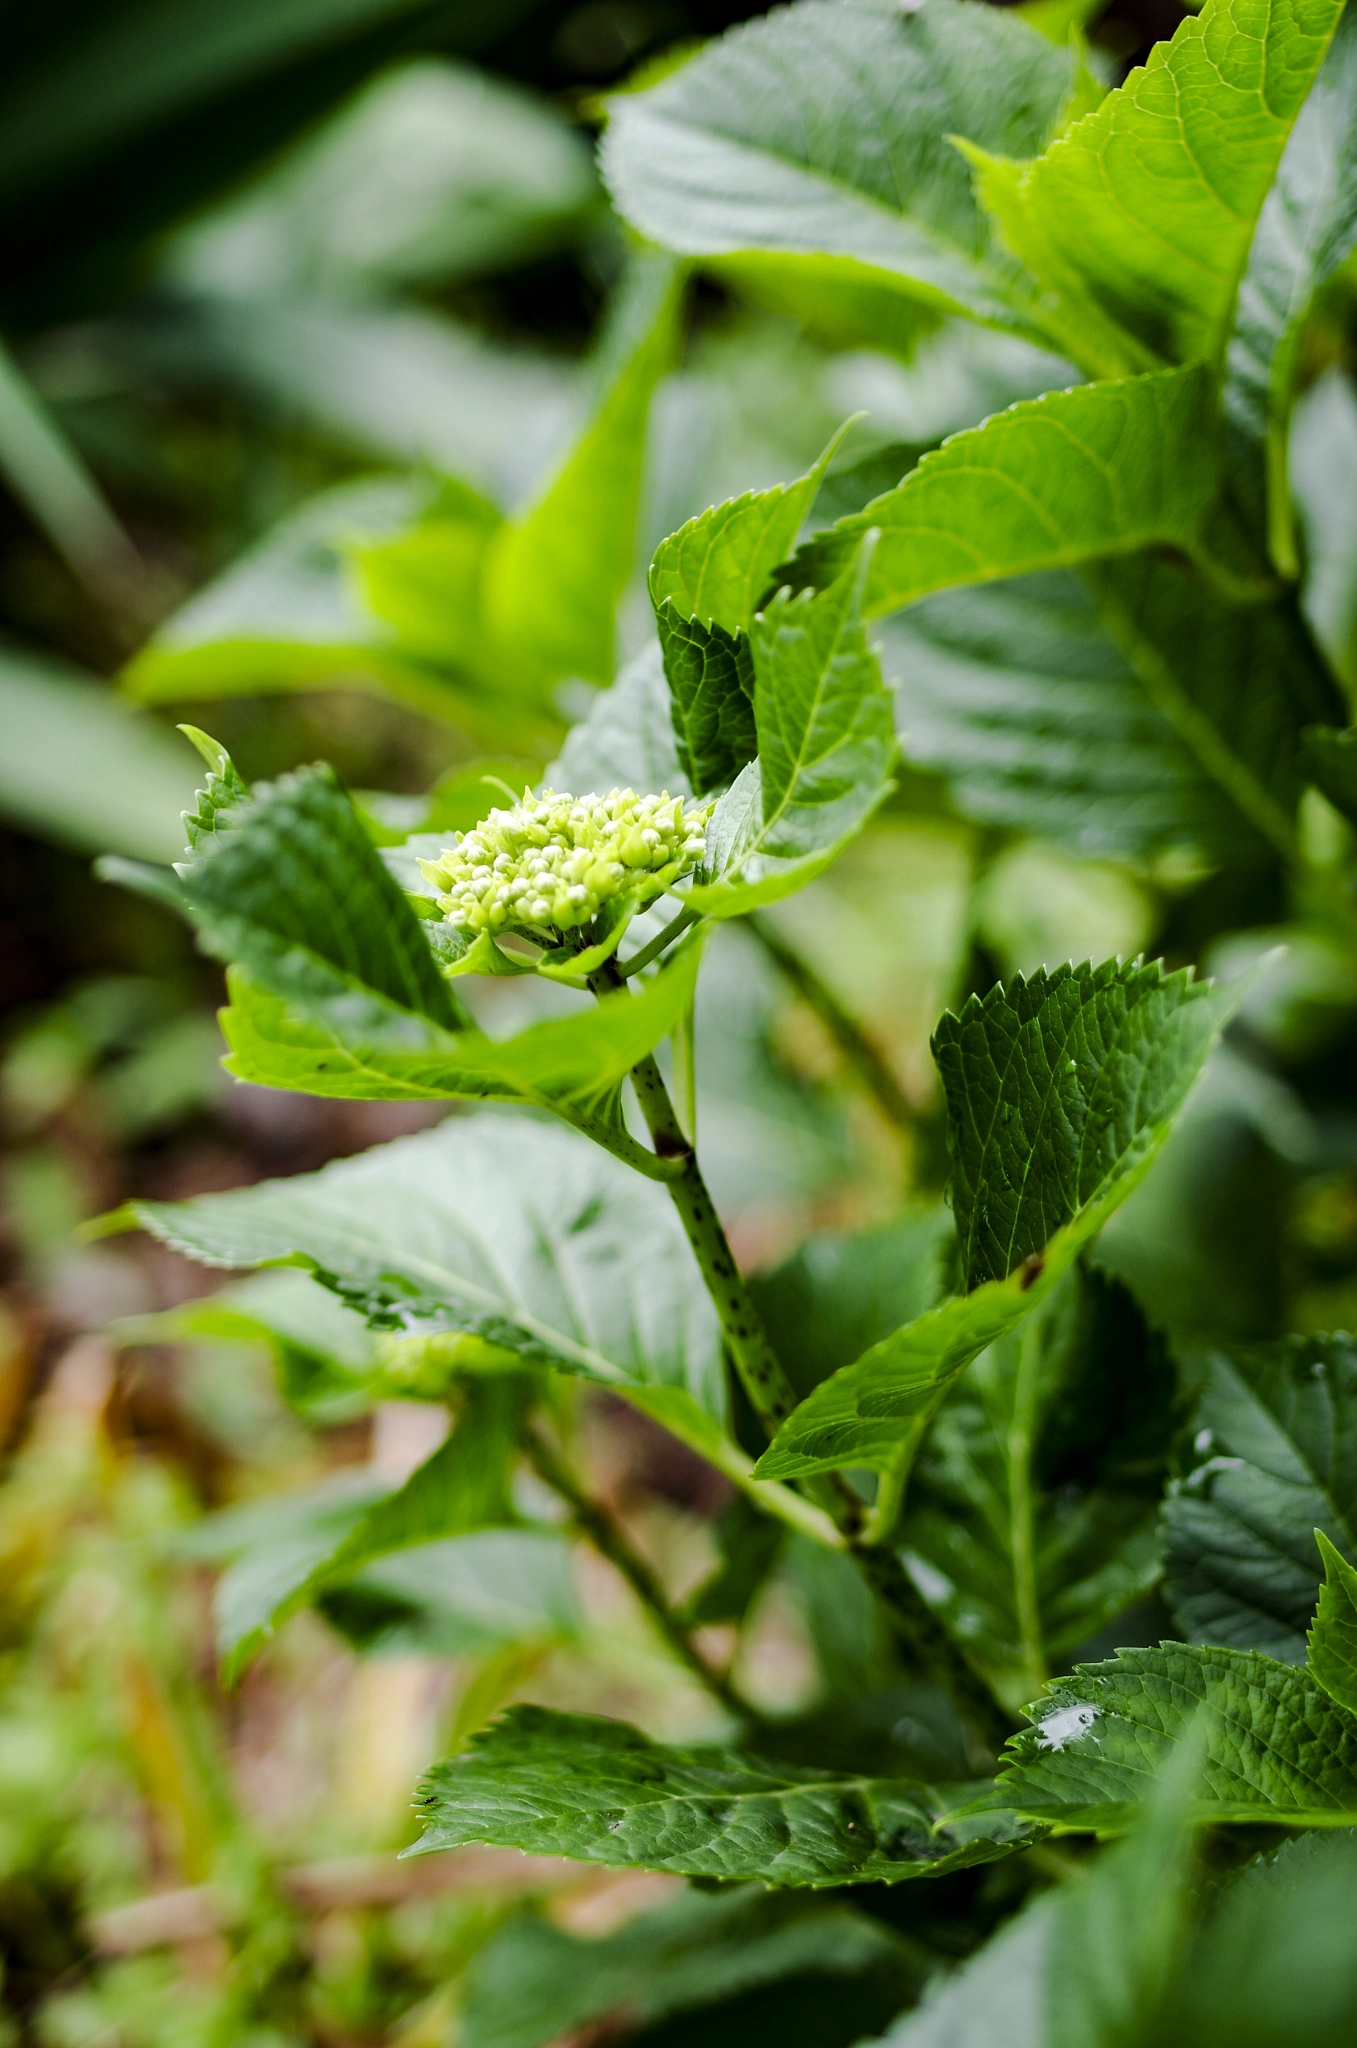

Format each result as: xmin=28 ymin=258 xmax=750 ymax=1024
xmin=687 ymin=543 xmax=897 ymax=919
xmin=902 ymin=1267 xmax=1179 ymax=1704
xmin=408 ymin=1704 xmax=1031 ymax=1885
xmin=1303 ymin=725 xmax=1357 ymax=825
xmin=462 ymin=1885 xmax=915 ymax=2048
xmin=657 ymin=606 xmax=757 ymax=796
xmin=1162 ymin=1336 xmax=1357 ymax=1662
xmin=170 ymin=756 xmax=465 ymax=1038
xmin=756 ymin=960 xmax=1231 ymax=1480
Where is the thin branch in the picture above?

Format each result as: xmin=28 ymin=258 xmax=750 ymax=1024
xmin=521 ymin=1425 xmax=757 ymax=1725
xmin=617 ymin=906 xmax=699 ymax=978
xmin=746 ymin=914 xmax=914 ymax=1133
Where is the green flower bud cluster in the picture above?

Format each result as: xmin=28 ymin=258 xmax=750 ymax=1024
xmin=420 ymin=787 xmax=713 ymax=937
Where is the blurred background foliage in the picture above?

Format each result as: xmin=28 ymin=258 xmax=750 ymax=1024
xmin=2 ymin=0 xmax=1357 ymax=2042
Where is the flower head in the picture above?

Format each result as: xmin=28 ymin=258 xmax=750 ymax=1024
xmin=420 ymin=787 xmax=713 ymax=939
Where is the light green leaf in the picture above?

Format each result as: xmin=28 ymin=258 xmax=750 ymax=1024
xmin=756 ymin=960 xmax=1231 ymax=1479
xmin=1223 ymin=4 xmax=1357 ymax=570
xmin=685 ymin=544 xmax=897 ymax=919
xmin=600 ymin=0 xmax=1069 ymax=339
xmin=462 ymin=1884 xmax=917 ymax=2048
xmin=483 ymin=254 xmax=684 ymax=688
xmin=408 ymin=1704 xmax=1031 ymax=1885
xmin=974 ymin=0 xmax=1346 ymax=370
xmin=962 ymin=1641 xmax=1357 ymax=1833
xmin=0 ymin=654 xmax=200 ymax=862
xmin=1163 ymin=1337 xmax=1357 ymax=1662
xmin=789 ymin=367 xmax=1266 ymax=619
xmin=0 ymin=334 xmax=135 ymax=589
xmin=1309 ymin=1531 xmax=1357 ymax=1714
xmin=104 ymin=1110 xmax=726 ymax=1420
xmin=650 ymin=429 xmax=850 ymax=639
xmin=213 ymin=939 xmax=700 ymax=1150
xmin=652 ymin=429 xmax=862 ymax=798
xmin=1292 ymin=369 xmax=1357 ymax=687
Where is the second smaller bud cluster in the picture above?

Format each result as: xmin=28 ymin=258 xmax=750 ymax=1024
xmin=420 ymin=787 xmax=713 ymax=938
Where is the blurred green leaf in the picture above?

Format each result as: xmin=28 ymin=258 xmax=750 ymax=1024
xmin=166 ymin=60 xmax=598 ymax=299
xmin=1163 ymin=1337 xmax=1357 ymax=1662
xmin=483 ymin=254 xmax=684 ymax=689
xmin=462 ymin=1885 xmax=918 ymax=2048
xmin=549 ymin=641 xmax=689 ymax=799
xmin=409 ymin=1704 xmax=1031 ymax=1884
xmin=326 ymin=1527 xmax=578 ymax=1657
xmin=0 ymin=653 xmax=199 ymax=861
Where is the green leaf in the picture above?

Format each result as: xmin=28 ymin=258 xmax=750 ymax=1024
xmin=650 ymin=430 xmax=850 ymax=640
xmin=408 ymin=1704 xmax=1031 ymax=1885
xmin=656 ymin=609 xmax=758 ymax=796
xmin=1309 ymin=1530 xmax=1357 ymax=1714
xmin=963 ymin=1641 xmax=1357 ymax=1833
xmin=685 ymin=544 xmax=897 ymax=919
xmin=600 ymin=0 xmax=1070 ymax=338
xmin=213 ymin=938 xmax=700 ymax=1147
xmin=162 ymin=756 xmax=465 ymax=1039
xmin=482 ymin=254 xmax=684 ymax=688
xmin=105 ymin=1109 xmax=726 ymax=1421
xmin=788 ymin=367 xmax=1266 ymax=619
xmin=973 ymin=0 xmax=1346 ymax=370
xmin=1163 ymin=1337 xmax=1357 ymax=1662
xmin=1223 ymin=4 xmax=1357 ymax=571
xmin=120 ymin=475 xmax=543 ymax=736
xmin=166 ymin=59 xmax=598 ymax=300
xmin=113 ymin=1267 xmax=382 ymax=1423
xmin=0 ymin=653 xmax=201 ymax=862
xmin=1302 ymin=724 xmax=1357 ymax=825
xmin=756 ymin=960 xmax=1231 ymax=1479
xmin=210 ymin=1379 xmax=524 ymax=1679
xmin=324 ymin=1528 xmax=578 ymax=1659
xmin=462 ymin=1885 xmax=916 ymax=2048
xmin=548 ymin=640 xmax=691 ymax=799
xmin=886 ymin=573 xmax=1256 ymax=863
xmin=0 ymin=334 xmax=135 ymax=590
xmin=644 ymin=422 xmax=854 ymax=799
xmin=942 ymin=960 xmax=1235 ymax=1292
xmin=901 ymin=1266 xmax=1180 ymax=1706
xmin=750 ymin=1209 xmax=954 ymax=1403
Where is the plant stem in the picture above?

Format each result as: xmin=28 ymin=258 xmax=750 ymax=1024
xmin=1007 ymin=1318 xmax=1047 ymax=1699
xmin=588 ymin=957 xmax=802 ymax=1434
xmin=746 ymin=914 xmax=913 ymax=1134
xmin=521 ymin=1425 xmax=754 ymax=1723
xmin=586 ymin=958 xmax=1017 ymax=1753
xmin=618 ymin=906 xmax=699 ymax=978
